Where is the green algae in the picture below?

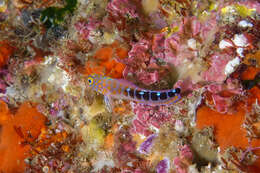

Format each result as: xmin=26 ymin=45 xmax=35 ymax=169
xmin=41 ymin=0 xmax=77 ymax=28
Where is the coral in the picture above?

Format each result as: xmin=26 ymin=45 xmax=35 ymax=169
xmin=0 ymin=101 xmax=46 ymax=173
xmin=81 ymin=119 xmax=106 ymax=149
xmin=150 ymin=125 xmax=181 ymax=162
xmin=86 ymin=96 xmax=106 ymax=118
xmin=163 ymin=16 xmax=217 ymax=66
xmin=0 ymin=69 xmax=12 ymax=94
xmin=241 ymin=66 xmax=260 ymax=81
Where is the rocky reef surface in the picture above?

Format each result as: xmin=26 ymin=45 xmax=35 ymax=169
xmin=0 ymin=0 xmax=260 ymax=172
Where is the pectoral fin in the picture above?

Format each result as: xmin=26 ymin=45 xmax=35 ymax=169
xmin=104 ymin=95 xmax=114 ymax=113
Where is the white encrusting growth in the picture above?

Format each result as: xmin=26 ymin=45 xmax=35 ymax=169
xmin=232 ymin=34 xmax=249 ymax=47
xmin=187 ymin=38 xmax=197 ymax=50
xmin=236 ymin=47 xmax=244 ymax=57
xmin=238 ymin=20 xmax=253 ymax=28
xmin=224 ymin=57 xmax=240 ymax=75
xmin=219 ymin=39 xmax=233 ymax=49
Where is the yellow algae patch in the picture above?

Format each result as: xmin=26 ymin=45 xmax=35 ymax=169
xmin=161 ymin=26 xmax=179 ymax=38
xmin=208 ymin=2 xmax=218 ymax=12
xmin=235 ymin=4 xmax=256 ymax=18
xmin=221 ymin=4 xmax=256 ymax=18
xmin=87 ymin=96 xmax=106 ymax=117
xmin=81 ymin=120 xmax=105 ymax=147
xmin=142 ymin=0 xmax=159 ymax=14
xmin=0 ymin=0 xmax=7 ymax=13
xmin=103 ymin=32 xmax=116 ymax=45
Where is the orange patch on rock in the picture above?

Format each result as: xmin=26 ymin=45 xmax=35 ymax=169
xmin=84 ymin=42 xmax=128 ymax=78
xmin=0 ymin=101 xmax=46 ymax=173
xmin=94 ymin=47 xmax=113 ymax=61
xmin=241 ymin=66 xmax=260 ymax=80
xmin=197 ymin=86 xmax=260 ymax=172
xmin=196 ymin=105 xmax=250 ymax=150
xmin=115 ymin=47 xmax=128 ymax=59
xmin=197 ymin=105 xmax=260 ymax=172
xmin=243 ymin=50 xmax=260 ymax=67
xmin=246 ymin=87 xmax=260 ymax=111
xmin=104 ymin=133 xmax=114 ymax=149
xmin=0 ymin=41 xmax=15 ymax=68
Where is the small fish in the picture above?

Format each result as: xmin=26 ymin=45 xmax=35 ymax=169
xmin=86 ymin=74 xmax=181 ymax=106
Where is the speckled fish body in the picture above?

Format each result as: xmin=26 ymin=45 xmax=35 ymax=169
xmin=86 ymin=74 xmax=181 ymax=105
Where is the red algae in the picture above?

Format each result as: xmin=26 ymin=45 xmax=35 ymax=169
xmin=241 ymin=66 xmax=260 ymax=80
xmin=0 ymin=41 xmax=14 ymax=68
xmin=0 ymin=101 xmax=46 ymax=173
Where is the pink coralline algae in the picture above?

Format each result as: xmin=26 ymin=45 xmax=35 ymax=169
xmin=149 ymin=12 xmax=167 ymax=29
xmin=173 ymin=145 xmax=193 ymax=173
xmin=126 ymin=39 xmax=151 ymax=68
xmin=163 ymin=16 xmax=218 ymax=66
xmin=152 ymin=33 xmax=166 ymax=60
xmin=204 ymin=78 xmax=243 ymax=113
xmin=0 ymin=69 xmax=12 ymax=93
xmin=202 ymin=53 xmax=234 ymax=82
xmin=174 ymin=78 xmax=200 ymax=95
xmin=131 ymin=103 xmax=173 ymax=136
xmin=113 ymin=127 xmax=137 ymax=167
xmin=74 ymin=18 xmax=102 ymax=40
xmin=49 ymin=97 xmax=69 ymax=117
xmin=156 ymin=158 xmax=170 ymax=173
xmin=106 ymin=0 xmax=139 ymax=19
xmin=136 ymin=70 xmax=159 ymax=86
xmin=123 ymin=39 xmax=160 ymax=85
xmin=139 ymin=134 xmax=156 ymax=154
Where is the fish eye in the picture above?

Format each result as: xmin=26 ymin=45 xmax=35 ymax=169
xmin=87 ymin=77 xmax=94 ymax=85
